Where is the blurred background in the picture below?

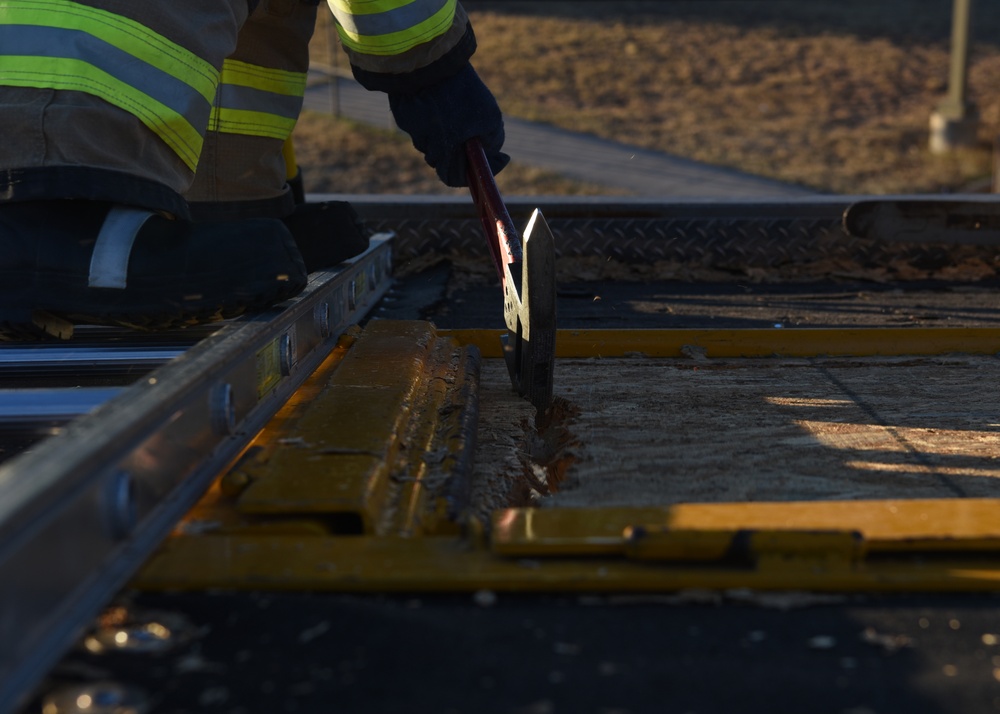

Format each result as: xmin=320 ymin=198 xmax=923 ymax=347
xmin=296 ymin=1 xmax=1000 ymax=197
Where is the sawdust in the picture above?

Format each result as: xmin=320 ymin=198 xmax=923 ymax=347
xmin=532 ymin=398 xmax=581 ymax=492
xmin=468 ymin=361 xmax=538 ymax=520
xmin=471 ymin=354 xmax=1000 ymax=510
xmin=468 ymin=363 xmax=582 ymax=522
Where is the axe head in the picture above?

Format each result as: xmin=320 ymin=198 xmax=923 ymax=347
xmin=500 ymin=209 xmax=556 ymax=413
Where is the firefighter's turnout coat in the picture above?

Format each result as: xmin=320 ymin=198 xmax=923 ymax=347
xmin=0 ymin=0 xmax=476 ymax=217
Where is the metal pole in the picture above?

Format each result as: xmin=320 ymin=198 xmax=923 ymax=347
xmin=945 ymin=0 xmax=971 ymax=115
xmin=929 ymin=0 xmax=979 ymax=153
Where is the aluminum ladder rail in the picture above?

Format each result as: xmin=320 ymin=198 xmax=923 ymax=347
xmin=0 ymin=235 xmax=393 ymax=713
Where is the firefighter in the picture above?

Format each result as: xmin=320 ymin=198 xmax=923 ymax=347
xmin=0 ymin=0 xmax=508 ymax=339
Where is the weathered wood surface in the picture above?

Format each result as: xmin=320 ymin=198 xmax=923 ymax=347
xmin=471 ymin=354 xmax=1000 ymax=512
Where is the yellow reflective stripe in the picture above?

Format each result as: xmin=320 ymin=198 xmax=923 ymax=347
xmin=0 ymin=0 xmax=217 ymax=102
xmin=0 ymin=55 xmax=201 ymax=170
xmin=220 ymin=59 xmax=305 ymax=97
xmin=208 ymin=107 xmax=297 ymax=141
xmin=211 ymin=61 xmax=304 ymax=140
xmin=0 ymin=0 xmax=217 ymax=100
xmin=332 ymin=0 xmax=456 ymax=56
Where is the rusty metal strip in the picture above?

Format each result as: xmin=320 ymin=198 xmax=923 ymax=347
xmin=444 ymin=327 xmax=1000 ymax=359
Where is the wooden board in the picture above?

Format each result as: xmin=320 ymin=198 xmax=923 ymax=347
xmin=470 ymin=354 xmax=1000 ymax=512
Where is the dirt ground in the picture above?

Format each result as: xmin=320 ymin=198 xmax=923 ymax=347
xmin=292 ymin=111 xmax=617 ymax=197
xmin=299 ymin=2 xmax=1000 ymax=196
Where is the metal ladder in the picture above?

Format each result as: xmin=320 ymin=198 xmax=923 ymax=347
xmin=0 ymin=236 xmax=393 ymax=713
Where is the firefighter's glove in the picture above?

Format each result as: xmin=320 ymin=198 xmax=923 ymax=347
xmin=389 ymin=63 xmax=509 ymax=188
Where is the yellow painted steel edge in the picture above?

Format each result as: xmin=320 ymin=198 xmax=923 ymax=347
xmin=133 ymin=533 xmax=1000 ymax=593
xmin=171 ymin=320 xmax=477 ymax=540
xmin=133 ymin=322 xmax=1000 ymax=594
xmin=136 ymin=498 xmax=1000 ymax=593
xmin=490 ymin=500 xmax=1000 ymax=557
xmin=234 ymin=321 xmax=441 ymax=528
xmin=442 ymin=327 xmax=1000 ymax=359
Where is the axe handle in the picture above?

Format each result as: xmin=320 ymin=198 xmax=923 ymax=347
xmin=465 ymin=138 xmax=522 ymax=286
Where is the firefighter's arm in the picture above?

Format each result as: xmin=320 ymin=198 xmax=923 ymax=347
xmin=326 ymin=0 xmax=507 ymax=187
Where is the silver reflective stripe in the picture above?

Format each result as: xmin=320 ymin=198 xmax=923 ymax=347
xmin=217 ymin=84 xmax=304 ymax=120
xmin=0 ymin=25 xmax=215 ymax=135
xmin=89 ymin=207 xmax=154 ymax=289
xmin=334 ymin=0 xmax=451 ymax=37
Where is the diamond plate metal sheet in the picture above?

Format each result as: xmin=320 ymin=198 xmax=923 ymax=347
xmin=349 ymin=198 xmax=992 ymax=272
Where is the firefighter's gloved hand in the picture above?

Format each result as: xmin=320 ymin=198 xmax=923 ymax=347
xmin=389 ymin=63 xmax=509 ymax=188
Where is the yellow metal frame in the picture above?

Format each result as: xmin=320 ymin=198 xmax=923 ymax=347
xmin=136 ymin=533 xmax=1000 ymax=593
xmin=136 ymin=325 xmax=1000 ymax=593
xmin=447 ymin=326 xmax=1000 ymax=359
